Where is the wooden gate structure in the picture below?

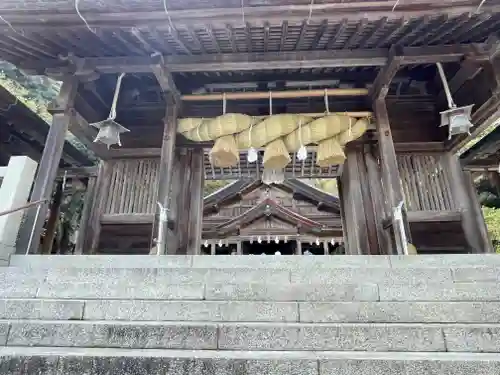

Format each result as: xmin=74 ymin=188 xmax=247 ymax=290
xmin=3 ymin=0 xmax=499 ymax=255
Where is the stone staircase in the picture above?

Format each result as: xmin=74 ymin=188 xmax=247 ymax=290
xmin=1 ymin=254 xmax=500 ymax=374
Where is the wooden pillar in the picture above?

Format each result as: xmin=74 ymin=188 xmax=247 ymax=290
xmin=176 ymin=150 xmax=191 ymax=254
xmin=364 ymin=148 xmax=391 ymax=254
xmin=166 ymin=150 xmax=182 ymax=254
xmin=322 ymin=241 xmax=328 ymax=255
xmin=339 ymin=148 xmax=371 ymax=255
xmin=296 ymin=239 xmax=302 ymax=255
xmin=88 ymin=161 xmax=112 ymax=254
xmin=445 ymin=153 xmax=494 ymax=253
xmin=74 ymin=176 xmax=96 ymax=254
xmin=374 ymin=99 xmax=412 ymax=254
xmin=17 ymin=76 xmax=78 ymax=254
xmin=210 ymin=242 xmax=216 ymax=255
xmin=155 ymin=94 xmax=178 ymax=255
xmin=236 ymin=241 xmax=242 ymax=255
xmin=41 ymin=180 xmax=64 ymax=255
xmin=186 ymin=149 xmax=205 ymax=255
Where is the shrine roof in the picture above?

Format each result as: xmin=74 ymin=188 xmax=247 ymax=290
xmin=203 ymin=177 xmax=340 ymax=213
xmin=0 ymin=84 xmax=93 ymax=166
xmin=460 ymin=124 xmax=500 ymax=169
xmin=0 ymin=1 xmax=497 ymax=72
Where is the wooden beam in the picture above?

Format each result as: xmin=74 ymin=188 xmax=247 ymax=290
xmin=383 ymin=210 xmax=462 ymax=228
xmin=370 ymin=46 xmax=403 ymax=100
xmin=394 ymin=142 xmax=446 ymax=153
xmin=100 ymin=213 xmax=154 ymax=225
xmin=57 ymin=166 xmax=98 ymax=179
xmin=20 ymin=44 xmax=490 ymax=75
xmin=107 ymin=148 xmax=161 ymax=159
xmin=16 ymin=76 xmax=78 ymax=254
xmin=150 ymin=52 xmax=181 ymax=102
xmin=3 ymin=1 xmax=498 ymax=30
xmin=184 ymin=88 xmax=368 ymax=101
xmin=437 ymin=59 xmax=483 ymax=104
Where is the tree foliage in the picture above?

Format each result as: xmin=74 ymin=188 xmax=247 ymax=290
xmin=482 ymin=207 xmax=500 ymax=253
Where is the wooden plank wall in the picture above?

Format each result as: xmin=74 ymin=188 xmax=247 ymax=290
xmin=397 ymin=153 xmax=455 ymax=212
xmin=103 ymin=159 xmax=160 ymax=214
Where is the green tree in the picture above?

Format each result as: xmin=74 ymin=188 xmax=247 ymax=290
xmin=482 ymin=207 xmax=500 ymax=253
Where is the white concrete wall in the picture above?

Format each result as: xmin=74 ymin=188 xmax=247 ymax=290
xmin=0 ymin=156 xmax=38 ymax=261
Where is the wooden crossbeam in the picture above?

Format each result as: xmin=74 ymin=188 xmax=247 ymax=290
xmin=2 ymin=1 xmax=497 ymax=31
xmin=150 ymin=52 xmax=181 ymax=101
xmin=437 ymin=59 xmax=483 ymax=104
xmin=369 ymin=46 xmax=403 ymax=100
xmin=449 ymin=56 xmax=500 ymax=153
xmin=20 ymin=44 xmax=492 ymax=75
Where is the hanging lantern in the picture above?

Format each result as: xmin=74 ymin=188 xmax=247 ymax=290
xmin=436 ymin=62 xmax=474 ymax=139
xmin=204 ymin=240 xmax=209 ymax=248
xmin=218 ymin=239 xmax=223 ymax=247
xmin=257 ymin=236 xmax=262 ymax=244
xmin=315 ymin=238 xmax=320 ymax=246
xmin=284 ymin=236 xmax=288 ymax=243
xmin=330 ymin=238 xmax=336 ymax=246
xmin=275 ymin=236 xmax=279 ymax=244
xmin=91 ymin=72 xmax=130 ymax=148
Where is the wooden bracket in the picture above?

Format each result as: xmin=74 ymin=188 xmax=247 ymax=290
xmin=151 ymin=52 xmax=181 ymax=103
xmin=370 ymin=45 xmax=404 ymax=101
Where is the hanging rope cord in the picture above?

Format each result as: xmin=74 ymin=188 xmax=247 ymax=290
xmin=75 ymin=0 xmax=95 ymax=33
xmin=163 ymin=0 xmax=176 ymax=30
xmin=109 ymin=73 xmax=125 ymax=120
xmin=0 ymin=14 xmax=20 ymax=34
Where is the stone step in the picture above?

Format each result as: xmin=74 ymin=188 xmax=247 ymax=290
xmin=2 ymin=320 xmax=500 ymax=352
xmin=0 ymin=347 xmax=499 ymax=375
xmin=2 ymin=273 xmax=500 ymax=301
xmin=3 ymin=299 xmax=500 ymax=324
xmin=8 ymin=254 xmax=500 ymax=270
xmin=0 ymin=265 xmax=460 ymax=284
xmin=6 ymin=264 xmax=500 ymax=286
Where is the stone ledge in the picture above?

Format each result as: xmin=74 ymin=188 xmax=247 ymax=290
xmin=0 ymin=347 xmax=499 ymax=375
xmin=8 ymin=321 xmax=500 ymax=352
xmin=9 ymin=254 xmax=500 ymax=270
xmin=2 ymin=300 xmax=500 ymax=324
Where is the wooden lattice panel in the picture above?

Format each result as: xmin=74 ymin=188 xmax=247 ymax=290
xmin=103 ymin=159 xmax=160 ymax=214
xmin=203 ymin=149 xmax=341 ymax=180
xmin=397 ymin=154 xmax=455 ymax=212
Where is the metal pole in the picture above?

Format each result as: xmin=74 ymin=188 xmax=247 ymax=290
xmin=436 ymin=62 xmax=456 ymax=109
xmin=26 ymin=203 xmax=43 ymax=255
xmin=181 ymin=88 xmax=369 ymax=101
xmin=393 ymin=200 xmax=409 ymax=255
xmin=156 ymin=201 xmax=169 ymax=255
